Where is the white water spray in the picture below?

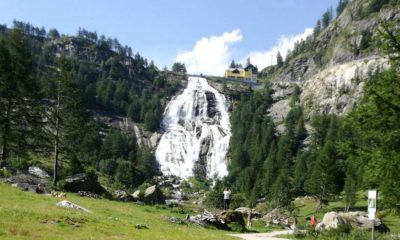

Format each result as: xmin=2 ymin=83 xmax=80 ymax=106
xmin=155 ymin=77 xmax=231 ymax=179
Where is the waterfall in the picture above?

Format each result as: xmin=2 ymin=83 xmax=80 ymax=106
xmin=155 ymin=77 xmax=231 ymax=179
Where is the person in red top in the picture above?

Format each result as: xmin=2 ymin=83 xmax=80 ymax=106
xmin=310 ymin=215 xmax=317 ymax=227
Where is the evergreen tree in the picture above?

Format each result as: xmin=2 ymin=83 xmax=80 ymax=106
xmin=336 ymin=0 xmax=349 ymax=17
xmin=230 ymin=60 xmax=236 ymax=68
xmin=322 ymin=8 xmax=333 ymax=29
xmin=271 ymin=168 xmax=293 ymax=208
xmin=314 ymin=20 xmax=322 ymax=38
xmin=0 ymin=30 xmax=42 ymax=167
xmin=305 ymin=140 xmax=339 ymax=209
xmin=292 ymin=151 xmax=311 ymax=196
xmin=276 ymin=51 xmax=284 ymax=68
xmin=43 ymin=57 xmax=91 ymax=185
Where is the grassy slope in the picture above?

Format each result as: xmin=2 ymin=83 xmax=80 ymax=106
xmin=0 ymin=183 xmax=235 ymax=240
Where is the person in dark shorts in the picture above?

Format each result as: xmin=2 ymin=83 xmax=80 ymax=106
xmin=223 ymin=187 xmax=231 ymax=210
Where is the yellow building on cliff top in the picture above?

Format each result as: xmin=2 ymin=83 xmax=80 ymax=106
xmin=225 ymin=63 xmax=258 ymax=83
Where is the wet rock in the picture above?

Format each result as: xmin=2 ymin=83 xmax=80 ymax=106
xmin=56 ymin=200 xmax=90 ymax=212
xmin=205 ymin=91 xmax=218 ymax=118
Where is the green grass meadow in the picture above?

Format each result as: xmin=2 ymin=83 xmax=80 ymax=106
xmin=0 ymin=183 xmax=235 ymax=240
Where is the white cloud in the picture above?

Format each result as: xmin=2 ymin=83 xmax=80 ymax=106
xmin=246 ymin=28 xmax=313 ymax=71
xmin=176 ymin=29 xmax=242 ymax=76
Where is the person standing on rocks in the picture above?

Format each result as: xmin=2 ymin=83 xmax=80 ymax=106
xmin=223 ymin=187 xmax=231 ymax=210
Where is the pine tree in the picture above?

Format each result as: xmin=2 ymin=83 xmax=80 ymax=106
xmin=292 ymin=151 xmax=311 ymax=196
xmin=271 ymin=168 xmax=293 ymax=208
xmin=314 ymin=20 xmax=322 ymax=38
xmin=230 ymin=60 xmax=236 ymax=68
xmin=305 ymin=140 xmax=339 ymax=209
xmin=276 ymin=51 xmax=284 ymax=68
xmin=0 ymin=30 xmax=42 ymax=167
xmin=43 ymin=57 xmax=90 ymax=185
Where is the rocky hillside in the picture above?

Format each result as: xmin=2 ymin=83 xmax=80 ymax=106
xmin=262 ymin=0 xmax=399 ymax=120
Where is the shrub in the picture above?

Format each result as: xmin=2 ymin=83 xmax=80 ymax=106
xmin=230 ymin=193 xmax=248 ymax=210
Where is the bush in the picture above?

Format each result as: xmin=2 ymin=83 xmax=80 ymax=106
xmin=0 ymin=167 xmax=10 ymax=178
xmin=8 ymin=156 xmax=29 ymax=171
xmin=230 ymin=193 xmax=248 ymax=210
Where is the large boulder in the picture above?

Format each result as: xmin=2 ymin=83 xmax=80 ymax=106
xmin=219 ymin=210 xmax=246 ymax=232
xmin=28 ymin=166 xmax=50 ymax=178
xmin=316 ymin=212 xmax=350 ymax=231
xmin=63 ymin=173 xmax=105 ymax=195
xmin=143 ymin=185 xmax=165 ymax=204
xmin=188 ymin=210 xmax=228 ymax=230
xmin=235 ymin=207 xmax=262 ymax=219
xmin=339 ymin=211 xmax=390 ymax=233
xmin=131 ymin=190 xmax=141 ymax=200
xmin=7 ymin=174 xmax=49 ymax=193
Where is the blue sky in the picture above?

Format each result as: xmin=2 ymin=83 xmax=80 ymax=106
xmin=0 ymin=0 xmax=338 ymax=75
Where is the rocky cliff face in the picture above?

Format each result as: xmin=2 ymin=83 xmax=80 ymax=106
xmin=265 ymin=1 xmax=399 ymax=121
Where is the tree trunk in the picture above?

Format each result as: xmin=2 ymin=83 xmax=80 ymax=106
xmin=53 ymin=79 xmax=61 ymax=186
xmin=1 ymin=99 xmax=12 ymax=168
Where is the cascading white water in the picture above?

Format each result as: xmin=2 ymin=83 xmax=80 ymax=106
xmin=155 ymin=77 xmax=231 ymax=179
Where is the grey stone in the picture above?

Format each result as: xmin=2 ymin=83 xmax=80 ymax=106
xmin=131 ymin=190 xmax=140 ymax=200
xmin=316 ymin=212 xmax=349 ymax=231
xmin=28 ymin=166 xmax=50 ymax=178
xmin=56 ymin=200 xmax=90 ymax=212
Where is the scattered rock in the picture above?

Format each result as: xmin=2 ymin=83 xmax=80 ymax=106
xmin=77 ymin=191 xmax=101 ymax=199
xmin=168 ymin=217 xmax=187 ymax=225
xmin=63 ymin=173 xmax=105 ymax=194
xmin=28 ymin=166 xmax=50 ymax=178
xmin=113 ymin=190 xmax=132 ymax=201
xmin=165 ymin=199 xmax=182 ymax=207
xmin=51 ymin=191 xmax=67 ymax=198
xmin=262 ymin=208 xmax=296 ymax=228
xmin=131 ymin=190 xmax=140 ymax=200
xmin=143 ymin=185 xmax=165 ymax=204
xmin=56 ymin=200 xmax=90 ymax=212
xmin=316 ymin=212 xmax=350 ymax=231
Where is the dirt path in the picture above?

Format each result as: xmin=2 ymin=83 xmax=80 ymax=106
xmin=229 ymin=230 xmax=293 ymax=240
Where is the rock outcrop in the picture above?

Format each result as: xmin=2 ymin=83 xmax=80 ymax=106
xmin=63 ymin=173 xmax=105 ymax=195
xmin=7 ymin=174 xmax=48 ymax=193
